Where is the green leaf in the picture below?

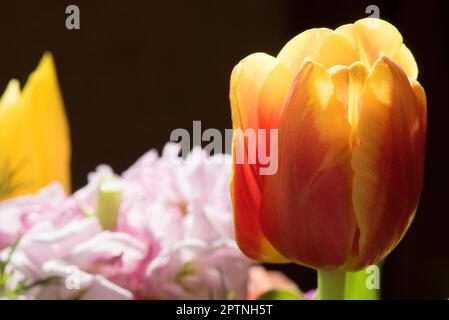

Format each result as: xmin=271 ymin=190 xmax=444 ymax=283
xmin=344 ymin=263 xmax=381 ymax=300
xmin=257 ymin=289 xmax=303 ymax=300
xmin=16 ymin=276 xmax=59 ymax=294
xmin=0 ymin=237 xmax=21 ymax=278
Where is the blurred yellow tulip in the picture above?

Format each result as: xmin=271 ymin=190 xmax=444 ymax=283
xmin=0 ymin=53 xmax=71 ymax=199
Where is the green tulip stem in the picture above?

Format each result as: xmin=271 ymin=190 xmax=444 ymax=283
xmin=317 ymin=269 xmax=347 ymax=300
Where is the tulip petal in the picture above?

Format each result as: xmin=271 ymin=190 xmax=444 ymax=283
xmin=258 ymin=63 xmax=293 ymax=130
xmin=333 ymin=24 xmax=358 ymax=52
xmin=0 ymin=54 xmax=71 ymax=198
xmin=329 ymin=62 xmax=369 ymax=130
xmin=351 ymin=56 xmax=426 ymax=268
xmin=20 ymin=53 xmax=71 ymax=194
xmin=0 ymin=80 xmax=34 ymax=199
xmin=393 ymin=44 xmax=418 ymax=80
xmin=277 ymin=28 xmax=332 ymax=75
xmin=230 ymin=53 xmax=289 ymax=262
xmin=317 ymin=33 xmax=358 ymax=69
xmin=0 ymin=79 xmax=21 ymax=109
xmin=230 ymin=53 xmax=278 ymax=130
xmin=260 ymin=60 xmax=356 ymax=269
xmin=336 ymin=19 xmax=403 ymax=68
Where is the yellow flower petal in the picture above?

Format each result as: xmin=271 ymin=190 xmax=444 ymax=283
xmin=317 ymin=33 xmax=358 ymax=69
xmin=230 ymin=52 xmax=289 ymax=263
xmin=393 ymin=44 xmax=418 ymax=80
xmin=0 ymin=53 xmax=71 ymax=199
xmin=230 ymin=52 xmax=278 ymax=130
xmin=277 ymin=28 xmax=332 ymax=75
xmin=329 ymin=62 xmax=369 ymax=131
xmin=0 ymin=80 xmax=32 ymax=198
xmin=257 ymin=62 xmax=293 ymax=130
xmin=22 ymin=53 xmax=71 ymax=194
xmin=336 ymin=18 xmax=403 ymax=68
xmin=351 ymin=56 xmax=426 ymax=268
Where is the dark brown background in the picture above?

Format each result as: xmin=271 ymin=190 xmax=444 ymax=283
xmin=0 ymin=0 xmax=447 ymax=299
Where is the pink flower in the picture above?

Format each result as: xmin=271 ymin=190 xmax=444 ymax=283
xmin=38 ymin=260 xmax=133 ymax=300
xmin=0 ymin=184 xmax=80 ymax=248
xmin=0 ymin=143 xmax=251 ymax=299
xmin=118 ymin=144 xmax=250 ymax=299
xmin=143 ymin=239 xmax=249 ymax=299
xmin=247 ymin=266 xmax=301 ymax=300
xmin=246 ymin=266 xmax=316 ymax=300
xmin=3 ymin=217 xmax=136 ymax=299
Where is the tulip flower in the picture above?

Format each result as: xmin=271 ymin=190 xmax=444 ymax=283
xmin=0 ymin=53 xmax=71 ymax=199
xmin=230 ymin=18 xmax=426 ymax=298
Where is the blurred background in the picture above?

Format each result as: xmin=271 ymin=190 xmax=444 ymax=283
xmin=0 ymin=0 xmax=447 ymax=299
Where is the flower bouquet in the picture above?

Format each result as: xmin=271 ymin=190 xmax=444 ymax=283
xmin=0 ymin=17 xmax=428 ymax=300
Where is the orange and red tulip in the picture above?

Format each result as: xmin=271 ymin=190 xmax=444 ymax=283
xmin=230 ymin=18 xmax=426 ymax=271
